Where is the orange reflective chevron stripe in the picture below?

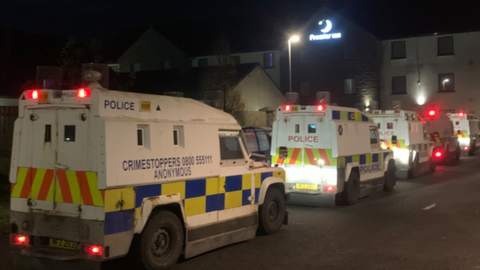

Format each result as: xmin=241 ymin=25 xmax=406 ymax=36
xmin=12 ymin=167 xmax=104 ymax=207
xmin=289 ymin=148 xmax=301 ymax=165
xmin=304 ymin=148 xmax=316 ymax=165
xmin=318 ymin=149 xmax=331 ymax=166
xmin=56 ymin=169 xmax=73 ymax=203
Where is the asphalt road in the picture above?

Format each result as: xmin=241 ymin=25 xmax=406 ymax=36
xmin=2 ymin=155 xmax=480 ymax=270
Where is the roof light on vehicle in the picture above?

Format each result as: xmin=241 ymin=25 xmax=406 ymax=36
xmin=26 ymin=90 xmax=39 ymax=100
xmin=282 ymin=105 xmax=291 ymax=111
xmin=77 ymin=88 xmax=91 ymax=98
xmin=459 ymin=112 xmax=464 ymax=117
xmin=317 ymin=105 xmax=325 ymax=111
xmin=10 ymin=234 xmax=29 ymax=246
xmin=84 ymin=245 xmax=103 ymax=256
xmin=427 ymin=109 xmax=437 ymax=117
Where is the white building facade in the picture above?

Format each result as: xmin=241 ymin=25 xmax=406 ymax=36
xmin=191 ymin=50 xmax=281 ymax=88
xmin=381 ymin=31 xmax=480 ymax=115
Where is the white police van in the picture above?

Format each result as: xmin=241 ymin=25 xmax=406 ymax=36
xmin=270 ymin=104 xmax=395 ymax=206
xmin=448 ymin=112 xmax=480 ymax=156
xmin=368 ymin=110 xmax=435 ymax=178
xmin=422 ymin=108 xmax=460 ymax=163
xmin=9 ymin=68 xmax=287 ymax=270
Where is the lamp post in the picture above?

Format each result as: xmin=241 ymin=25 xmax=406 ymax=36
xmin=288 ymin=36 xmax=299 ymax=92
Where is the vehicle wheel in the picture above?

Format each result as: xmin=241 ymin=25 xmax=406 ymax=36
xmin=408 ymin=154 xmax=420 ymax=179
xmin=469 ymin=141 xmax=476 ymax=156
xmin=429 ymin=159 xmax=436 ymax=172
xmin=342 ymin=171 xmax=360 ymax=205
xmin=384 ymin=160 xmax=396 ymax=191
xmin=455 ymin=146 xmax=461 ymax=161
xmin=258 ymin=188 xmax=285 ymax=235
xmin=138 ymin=210 xmax=184 ymax=270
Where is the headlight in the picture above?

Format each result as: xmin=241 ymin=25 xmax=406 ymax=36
xmin=393 ymin=149 xmax=410 ymax=164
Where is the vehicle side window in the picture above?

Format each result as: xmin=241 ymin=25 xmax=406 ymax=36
xmin=256 ymin=131 xmax=270 ymax=151
xmin=308 ymin=124 xmax=316 ymax=133
xmin=219 ymin=135 xmax=244 ymax=160
xmin=295 ymin=124 xmax=300 ymax=133
xmin=244 ymin=132 xmax=259 ymax=152
xmin=387 ymin=123 xmax=393 ymax=129
xmin=369 ymin=126 xmax=378 ymax=144
xmin=377 ymin=123 xmax=381 ymax=129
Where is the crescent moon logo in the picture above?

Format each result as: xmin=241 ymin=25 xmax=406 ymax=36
xmin=319 ymin=20 xmax=332 ymax=33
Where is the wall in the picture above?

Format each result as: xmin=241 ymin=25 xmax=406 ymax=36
xmin=236 ymin=66 xmax=285 ymax=112
xmin=285 ymin=9 xmax=382 ymax=108
xmin=191 ymin=50 xmax=281 ymax=88
xmin=116 ymin=28 xmax=190 ymax=73
xmin=381 ymin=31 xmax=480 ymax=115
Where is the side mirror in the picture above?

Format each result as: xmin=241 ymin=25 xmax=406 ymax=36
xmin=391 ymin=135 xmax=397 ymax=145
xmin=279 ymin=146 xmax=288 ymax=159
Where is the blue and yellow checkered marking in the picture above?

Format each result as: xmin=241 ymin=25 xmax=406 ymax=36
xmin=104 ymin=171 xmax=284 ymax=235
xmin=332 ymin=110 xmax=370 ymax=122
xmin=409 ymin=143 xmax=430 ymax=151
xmin=336 ymin=152 xmax=391 ymax=179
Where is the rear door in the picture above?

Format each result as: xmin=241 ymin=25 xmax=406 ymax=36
xmin=283 ymin=116 xmax=304 ymax=165
xmin=26 ymin=108 xmax=89 ymax=216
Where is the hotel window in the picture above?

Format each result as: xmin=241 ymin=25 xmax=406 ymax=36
xmin=391 ymin=41 xmax=406 ymax=59
xmin=263 ymin=53 xmax=274 ymax=68
xmin=438 ymin=73 xmax=455 ymax=92
xmin=344 ymin=44 xmax=357 ymax=61
xmin=198 ymin=58 xmax=208 ymax=67
xmin=438 ymin=36 xmax=454 ymax=56
xmin=299 ymin=81 xmax=311 ymax=96
xmin=344 ymin=79 xmax=357 ymax=95
xmin=392 ymin=76 xmax=407 ymax=94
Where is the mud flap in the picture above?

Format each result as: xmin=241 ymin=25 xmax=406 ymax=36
xmin=13 ymin=249 xmax=102 ymax=270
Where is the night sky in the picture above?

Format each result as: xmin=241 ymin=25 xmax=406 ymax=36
xmin=3 ymin=0 xmax=480 ymax=42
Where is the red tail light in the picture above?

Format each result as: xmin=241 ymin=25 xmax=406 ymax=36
xmin=77 ymin=88 xmax=91 ymax=98
xmin=26 ymin=90 xmax=39 ymax=100
xmin=464 ymin=146 xmax=469 ymax=151
xmin=427 ymin=109 xmax=436 ymax=117
xmin=434 ymin=151 xmax=442 ymax=158
xmin=282 ymin=105 xmax=291 ymax=111
xmin=317 ymin=105 xmax=325 ymax=111
xmin=323 ymin=186 xmax=336 ymax=192
xmin=84 ymin=245 xmax=103 ymax=256
xmin=10 ymin=234 xmax=29 ymax=246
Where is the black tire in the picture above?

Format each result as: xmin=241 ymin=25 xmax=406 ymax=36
xmin=258 ymin=187 xmax=286 ymax=235
xmin=138 ymin=210 xmax=184 ymax=270
xmin=455 ymin=146 xmax=461 ymax=161
xmin=342 ymin=171 xmax=360 ymax=205
xmin=469 ymin=141 xmax=476 ymax=156
xmin=429 ymin=159 xmax=436 ymax=172
xmin=384 ymin=160 xmax=396 ymax=191
xmin=408 ymin=154 xmax=420 ymax=179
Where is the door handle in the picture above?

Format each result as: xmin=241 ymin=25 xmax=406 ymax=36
xmin=55 ymin=164 xmax=69 ymax=170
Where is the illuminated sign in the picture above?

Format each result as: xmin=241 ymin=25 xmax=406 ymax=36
xmin=309 ymin=20 xmax=342 ymax=41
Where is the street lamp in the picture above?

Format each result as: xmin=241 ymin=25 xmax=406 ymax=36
xmin=288 ymin=36 xmax=299 ymax=92
xmin=442 ymin=79 xmax=449 ymax=90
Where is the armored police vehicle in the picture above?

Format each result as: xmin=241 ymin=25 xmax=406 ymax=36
xmin=448 ymin=112 xmax=480 ymax=156
xmin=9 ymin=68 xmax=288 ymax=270
xmin=423 ymin=108 xmax=460 ymax=163
xmin=270 ymin=104 xmax=395 ymax=206
xmin=368 ymin=110 xmax=435 ymax=178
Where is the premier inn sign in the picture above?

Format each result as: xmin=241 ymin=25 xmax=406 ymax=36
xmin=309 ymin=19 xmax=342 ymax=41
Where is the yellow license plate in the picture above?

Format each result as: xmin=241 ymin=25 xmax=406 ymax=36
xmin=39 ymin=92 xmax=49 ymax=103
xmin=49 ymin=238 xmax=78 ymax=250
xmin=295 ymin=183 xmax=317 ymax=190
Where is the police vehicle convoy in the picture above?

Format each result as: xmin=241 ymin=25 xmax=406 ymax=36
xmin=422 ymin=108 xmax=460 ymax=163
xmin=9 ymin=67 xmax=288 ymax=270
xmin=368 ymin=110 xmax=436 ymax=179
xmin=448 ymin=111 xmax=480 ymax=156
xmin=270 ymin=104 xmax=395 ymax=206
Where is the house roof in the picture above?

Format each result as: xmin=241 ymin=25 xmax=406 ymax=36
xmin=132 ymin=63 xmax=260 ymax=99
